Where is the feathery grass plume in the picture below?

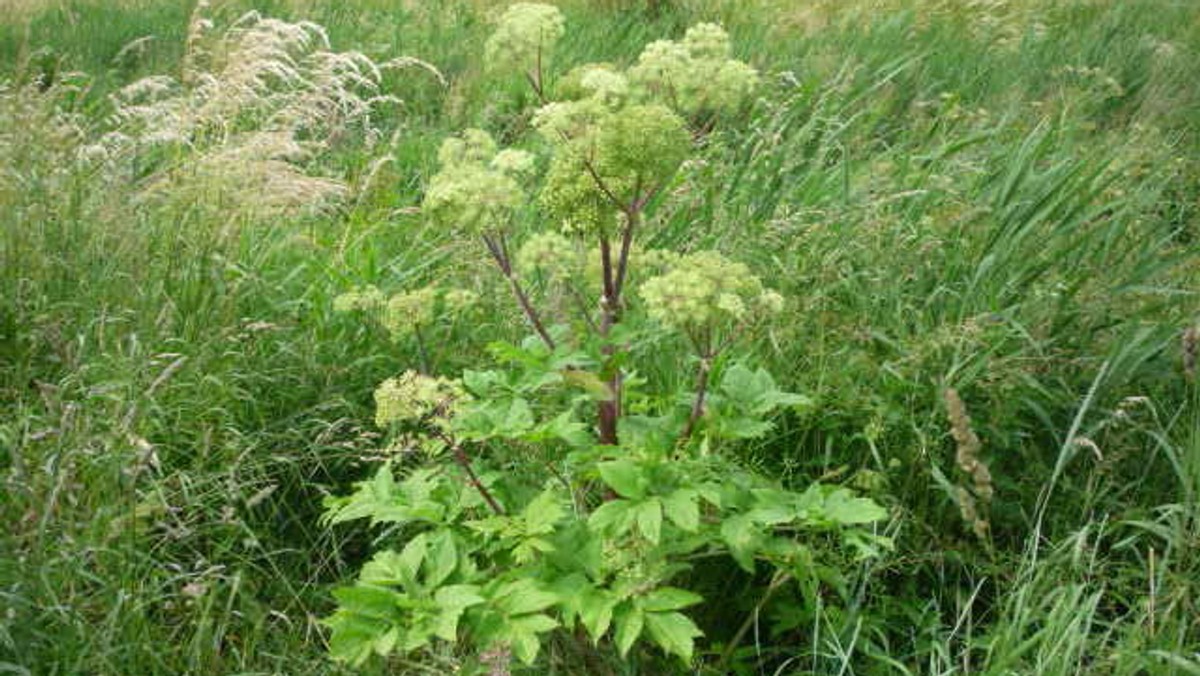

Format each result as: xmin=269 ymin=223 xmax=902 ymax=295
xmin=84 ymin=8 xmax=422 ymax=218
xmin=944 ymin=388 xmax=993 ymax=541
xmin=181 ymin=0 xmax=213 ymax=86
xmin=0 ymin=79 xmax=86 ymax=203
xmin=1184 ymin=325 xmax=1198 ymax=382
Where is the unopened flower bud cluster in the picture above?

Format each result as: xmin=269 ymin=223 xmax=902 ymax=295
xmin=374 ymin=370 xmax=468 ymax=429
xmin=484 ymin=3 xmax=566 ymax=72
xmin=424 ymin=129 xmax=534 ymax=235
xmin=639 ymin=251 xmax=784 ymax=329
xmin=334 ymin=285 xmax=479 ymax=338
xmin=629 ymin=23 xmax=760 ymax=118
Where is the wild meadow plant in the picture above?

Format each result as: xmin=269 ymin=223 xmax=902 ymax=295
xmin=82 ymin=2 xmax=439 ymax=220
xmin=323 ymin=5 xmax=888 ymax=670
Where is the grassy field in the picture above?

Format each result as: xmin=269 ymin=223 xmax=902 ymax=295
xmin=2 ymin=0 xmax=1199 ymax=673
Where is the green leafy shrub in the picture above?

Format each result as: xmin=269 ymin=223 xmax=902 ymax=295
xmin=323 ymin=5 xmax=888 ymax=670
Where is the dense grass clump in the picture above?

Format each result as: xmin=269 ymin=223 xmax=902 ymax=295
xmin=2 ymin=0 xmax=1198 ymax=673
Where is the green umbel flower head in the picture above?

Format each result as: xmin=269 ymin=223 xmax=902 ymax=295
xmin=424 ymin=129 xmax=525 ymax=235
xmin=442 ymin=288 xmax=480 ymax=314
xmin=333 ymin=285 xmax=386 ymax=314
xmin=538 ymin=104 xmax=689 ymax=235
xmin=484 ymin=3 xmax=566 ymax=72
xmin=629 ymin=23 xmax=759 ymax=118
xmin=517 ymin=231 xmax=579 ymax=279
xmin=374 ymin=371 xmax=467 ymax=428
xmin=490 ymin=148 xmax=537 ymax=177
xmin=383 ymin=287 xmax=438 ymax=338
xmin=596 ymin=104 xmax=691 ymax=184
xmin=639 ymin=251 xmax=784 ymax=330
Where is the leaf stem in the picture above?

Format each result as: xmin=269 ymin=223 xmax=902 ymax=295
xmin=483 ymin=232 xmax=557 ymax=351
xmin=436 ymin=430 xmax=504 ymax=515
xmin=679 ymin=355 xmax=712 ymax=444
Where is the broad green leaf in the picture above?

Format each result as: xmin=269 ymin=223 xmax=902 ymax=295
xmin=717 ymin=416 xmax=775 ymax=439
xmin=461 ymin=369 xmax=505 ymax=396
xmin=634 ymin=499 xmax=663 ymax=544
xmin=719 ymin=365 xmax=809 ymax=415
xmin=720 ymin=513 xmax=762 ymax=572
xmin=618 ymin=414 xmax=681 ymax=456
xmin=644 ymin=611 xmax=702 ymax=662
xmin=662 ymin=488 xmax=699 ymax=532
xmin=494 ymin=579 xmax=559 ymax=616
xmin=578 ymin=588 xmax=617 ymax=642
xmin=641 ymin=587 xmax=703 ymax=613
xmin=455 ymin=397 xmax=536 ymax=439
xmin=432 ymin=585 xmax=483 ymax=641
xmin=822 ymin=488 xmax=887 ymax=525
xmin=373 ymin=626 xmax=400 ymax=656
xmin=359 ymin=550 xmax=410 ymax=587
xmin=434 ymin=584 xmax=484 ymax=609
xmin=425 ymin=530 xmax=458 ymax=587
xmin=614 ymin=603 xmax=645 ymax=657
xmin=697 ymin=482 xmax=723 ymax=509
xmin=332 ymin=585 xmax=401 ymax=620
xmin=528 ymin=412 xmax=592 ymax=448
xmin=598 ymin=459 xmax=649 ymax=499
xmin=511 ymin=631 xmax=541 ymax=666
xmin=843 ymin=529 xmax=894 ymax=560
xmin=507 ymin=614 xmax=559 ymax=664
xmin=561 ymin=368 xmax=615 ymax=401
xmin=547 ymin=522 xmax=604 ymax=579
xmin=396 ymin=534 xmax=428 ymax=587
xmin=325 ymin=612 xmax=389 ymax=666
xmin=547 ymin=573 xmax=589 ymax=623
xmin=370 ymin=462 xmax=396 ymax=501
xmin=588 ymin=499 xmax=634 ymax=535
xmin=522 ymin=489 xmax=565 ymax=535
xmin=512 ymin=537 xmax=555 ymax=563
xmin=747 ymin=488 xmax=798 ymax=525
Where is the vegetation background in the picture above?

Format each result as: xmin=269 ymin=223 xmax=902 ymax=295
xmin=2 ymin=0 xmax=1198 ymax=673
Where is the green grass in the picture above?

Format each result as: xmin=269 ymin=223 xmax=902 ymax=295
xmin=2 ymin=0 xmax=1199 ymax=673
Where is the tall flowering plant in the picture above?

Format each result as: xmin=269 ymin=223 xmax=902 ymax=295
xmin=323 ymin=5 xmax=889 ymax=670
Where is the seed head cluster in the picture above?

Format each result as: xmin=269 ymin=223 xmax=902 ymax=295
xmin=944 ymin=388 xmax=994 ymax=541
xmin=484 ymin=3 xmax=566 ymax=72
xmin=424 ymin=129 xmax=532 ymax=234
xmin=517 ymin=231 xmax=578 ymax=279
xmin=335 ymin=285 xmax=479 ymax=338
xmin=628 ymin=23 xmax=760 ymax=119
xmin=374 ymin=371 xmax=467 ymax=429
xmin=639 ymin=251 xmax=783 ymax=330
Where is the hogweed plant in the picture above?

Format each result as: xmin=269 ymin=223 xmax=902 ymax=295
xmin=324 ymin=5 xmax=889 ymax=670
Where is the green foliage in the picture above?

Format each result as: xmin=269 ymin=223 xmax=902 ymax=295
xmin=321 ymin=6 xmax=885 ymax=671
xmin=5 ymin=0 xmax=1200 ymax=674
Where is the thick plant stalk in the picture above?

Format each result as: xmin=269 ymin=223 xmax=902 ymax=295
xmin=597 ymin=234 xmax=620 ymax=446
xmin=679 ymin=356 xmax=712 ymax=443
